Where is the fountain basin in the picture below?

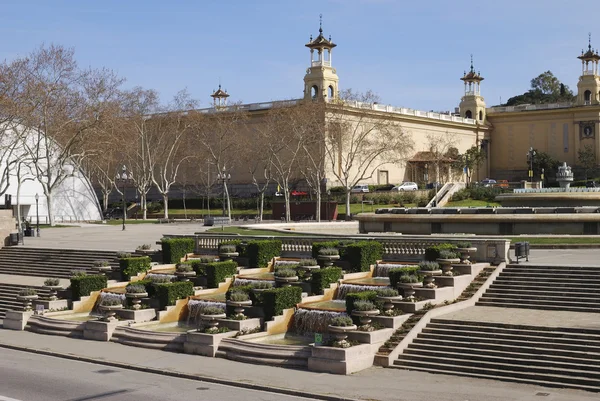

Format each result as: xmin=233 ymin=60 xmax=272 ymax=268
xmin=343 ymin=277 xmax=390 ymax=286
xmin=244 ymin=333 xmax=313 ymax=346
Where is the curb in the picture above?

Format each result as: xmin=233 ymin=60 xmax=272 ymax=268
xmin=509 ymin=244 xmax=600 ymax=249
xmin=0 ymin=342 xmax=360 ymax=401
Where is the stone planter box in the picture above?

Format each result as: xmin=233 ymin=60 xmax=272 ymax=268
xmin=394 ymin=299 xmax=438 ymax=313
xmin=116 ymin=308 xmax=156 ymax=323
xmin=33 ymin=299 xmax=69 ymax=312
xmin=3 ymin=310 xmax=34 ymax=330
xmin=371 ymin=314 xmax=411 ymax=329
xmin=274 ymin=276 xmax=299 ymax=287
xmin=218 ymin=317 xmax=262 ymax=332
xmin=308 ymin=343 xmax=374 ymax=375
xmin=83 ymin=320 xmax=121 ymax=341
xmin=414 ymin=286 xmax=454 ymax=301
xmin=184 ymin=329 xmax=238 ymax=357
xmin=347 ymin=328 xmax=394 ymax=344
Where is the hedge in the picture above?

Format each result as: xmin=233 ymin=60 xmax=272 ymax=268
xmin=246 ymin=239 xmax=282 ymax=268
xmin=70 ymin=274 xmax=108 ymax=301
xmin=345 ymin=291 xmax=378 ymax=316
xmin=133 ymin=279 xmax=156 ymax=297
xmin=310 ymin=267 xmax=342 ymax=295
xmin=205 ymin=260 xmax=238 ymax=288
xmin=311 ymin=241 xmax=340 ymax=258
xmin=219 ymin=240 xmax=248 ymax=257
xmin=262 ymin=286 xmax=302 ymax=321
xmin=343 ymin=241 xmax=383 ymax=273
xmin=154 ymin=281 xmax=194 ymax=309
xmin=179 ymin=260 xmax=207 ymax=276
xmin=162 ymin=238 xmax=195 ymax=264
xmin=424 ymin=244 xmax=457 ymax=261
xmin=388 ymin=266 xmax=421 ymax=287
xmin=119 ymin=256 xmax=151 ymax=280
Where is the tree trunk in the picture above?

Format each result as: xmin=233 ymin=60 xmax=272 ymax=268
xmin=182 ymin=187 xmax=187 ymax=219
xmin=102 ymin=189 xmax=111 ymax=212
xmin=345 ymin=191 xmax=351 ymax=221
xmin=141 ymin=193 xmax=147 ymax=220
xmin=16 ymin=181 xmax=22 ymax=241
xmin=46 ymin=191 xmax=55 ymax=226
xmin=284 ymin=192 xmax=291 ymax=222
xmin=259 ymin=192 xmax=264 ymax=222
xmin=162 ymin=193 xmax=169 ymax=219
xmin=315 ymin=188 xmax=321 ymax=222
xmin=225 ymin=183 xmax=231 ymax=220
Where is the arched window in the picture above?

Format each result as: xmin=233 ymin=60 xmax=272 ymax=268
xmin=479 ymin=110 xmax=483 ymax=120
xmin=328 ymin=86 xmax=334 ymax=99
xmin=465 ymin=110 xmax=472 ymax=119
xmin=311 ymin=85 xmax=319 ymax=99
xmin=584 ymin=90 xmax=592 ymax=104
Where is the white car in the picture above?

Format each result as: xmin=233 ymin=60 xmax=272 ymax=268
xmin=350 ymin=184 xmax=369 ymax=193
xmin=392 ymin=182 xmax=418 ymax=191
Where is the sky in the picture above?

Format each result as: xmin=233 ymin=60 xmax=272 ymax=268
xmin=0 ymin=0 xmax=598 ymax=111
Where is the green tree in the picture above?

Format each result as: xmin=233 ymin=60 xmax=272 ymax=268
xmin=577 ymin=145 xmax=596 ymax=180
xmin=453 ymin=145 xmax=486 ymax=185
xmin=530 ymin=150 xmax=560 ymax=183
xmin=504 ymin=71 xmax=575 ymax=106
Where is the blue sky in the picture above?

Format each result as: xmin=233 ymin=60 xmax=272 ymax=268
xmin=0 ymin=0 xmax=597 ymax=111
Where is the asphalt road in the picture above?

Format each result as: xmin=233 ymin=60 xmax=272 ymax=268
xmin=0 ymin=348 xmax=316 ymax=401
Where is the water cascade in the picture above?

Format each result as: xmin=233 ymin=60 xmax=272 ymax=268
xmin=336 ymin=284 xmax=388 ymax=299
xmin=373 ymin=263 xmax=412 ymax=277
xmin=293 ymin=308 xmax=348 ymax=335
xmin=187 ymin=300 xmax=225 ymax=325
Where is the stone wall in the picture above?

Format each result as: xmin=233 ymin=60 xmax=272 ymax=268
xmin=0 ymin=209 xmax=16 ymax=246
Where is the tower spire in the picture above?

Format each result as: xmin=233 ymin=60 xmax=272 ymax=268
xmin=319 ymin=13 xmax=323 ymax=34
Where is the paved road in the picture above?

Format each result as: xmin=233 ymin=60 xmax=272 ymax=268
xmin=0 ymin=348 xmax=315 ymax=401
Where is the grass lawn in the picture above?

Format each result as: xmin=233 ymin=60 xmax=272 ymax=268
xmin=206 ymin=226 xmax=312 ymax=236
xmin=445 ymin=199 xmax=501 ymax=207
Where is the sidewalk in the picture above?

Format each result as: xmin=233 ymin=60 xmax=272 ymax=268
xmin=0 ymin=329 xmax=597 ymax=401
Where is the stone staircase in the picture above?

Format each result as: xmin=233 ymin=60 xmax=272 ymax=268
xmin=0 ymin=283 xmax=51 ymax=319
xmin=0 ymin=247 xmax=120 ymax=279
xmin=476 ymin=264 xmax=600 ymax=313
xmin=393 ymin=318 xmax=600 ymax=392
xmin=217 ymin=338 xmax=312 ymax=368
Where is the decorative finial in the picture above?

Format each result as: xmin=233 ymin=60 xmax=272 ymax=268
xmin=589 ymin=32 xmax=592 ymax=50
xmin=309 ymin=34 xmax=313 ymax=41
xmin=319 ymin=14 xmax=323 ymax=34
xmin=329 ymin=35 xmax=331 ymax=41
xmin=470 ymin=54 xmax=474 ymax=72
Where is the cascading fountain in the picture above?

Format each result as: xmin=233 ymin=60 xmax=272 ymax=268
xmin=187 ymin=300 xmax=225 ymax=325
xmin=373 ymin=263 xmax=412 ymax=277
xmin=293 ymin=308 xmax=348 ymax=335
xmin=336 ymin=284 xmax=387 ymax=299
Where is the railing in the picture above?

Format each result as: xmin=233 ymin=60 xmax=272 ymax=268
xmin=514 ymin=187 xmax=600 ymax=193
xmin=311 ymin=60 xmax=331 ymax=67
xmin=487 ymin=102 xmax=573 ymax=113
xmin=583 ymin=70 xmax=597 ymax=76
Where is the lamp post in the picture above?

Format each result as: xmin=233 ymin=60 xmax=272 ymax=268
xmin=217 ymin=168 xmax=231 ymax=231
xmin=527 ymin=147 xmax=536 ymax=183
xmin=115 ymin=165 xmax=132 ymax=231
xmin=35 ymin=193 xmax=40 ymax=237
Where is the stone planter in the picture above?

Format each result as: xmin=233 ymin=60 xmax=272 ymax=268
xmin=418 ymin=270 xmax=442 ymax=288
xmin=99 ymin=304 xmax=123 ymax=321
xmin=17 ymin=295 xmax=39 ymax=311
xmin=199 ymin=312 xmax=227 ymax=333
xmin=456 ymin=247 xmax=477 ymax=264
xmin=328 ymin=324 xmax=357 ymax=347
xmin=297 ymin=265 xmax=320 ymax=280
xmin=226 ymin=299 xmax=253 ymax=318
xmin=93 ymin=266 xmax=112 ymax=276
xmin=437 ymin=258 xmax=460 ymax=276
xmin=125 ymin=292 xmax=148 ymax=310
xmin=352 ymin=309 xmax=380 ymax=327
xmin=184 ymin=329 xmax=237 ymax=357
xmin=397 ymin=282 xmax=423 ymax=301
xmin=219 ymin=252 xmax=239 ymax=262
xmin=275 ymin=275 xmax=299 ymax=288
xmin=43 ymin=285 xmax=63 ymax=301
xmin=376 ymin=295 xmax=403 ymax=315
xmin=317 ymin=254 xmax=340 ymax=267
xmin=175 ymin=271 xmax=196 ymax=282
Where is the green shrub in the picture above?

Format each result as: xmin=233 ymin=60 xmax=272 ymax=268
xmin=161 ymin=237 xmax=195 ymax=263
xmin=119 ymin=256 xmax=151 ymax=280
xmin=376 ymin=288 xmax=399 ymax=297
xmin=343 ymin=241 xmax=383 ymax=273
xmin=310 ymin=267 xmax=342 ymax=295
xmin=298 ymin=258 xmax=318 ymax=267
xmin=330 ymin=316 xmax=354 ymax=327
xmin=353 ymin=300 xmax=377 ymax=311
xmin=398 ymin=274 xmax=421 ymax=284
xmin=246 ymin=239 xmax=282 ymax=267
xmin=311 ymin=241 xmax=340 ymax=258
xmin=219 ymin=244 xmax=237 ymax=253
xmin=388 ymin=266 xmax=420 ymax=287
xmin=228 ymin=291 xmax=250 ymax=302
xmin=438 ymin=249 xmax=459 ymax=259
xmin=419 ymin=261 xmax=440 ymax=271
xmin=220 ymin=240 xmax=248 ymax=257
xmin=455 ymin=241 xmax=472 ymax=249
xmin=318 ymin=247 xmax=339 ymax=256
xmin=44 ymin=278 xmax=60 ymax=287
xmin=424 ymin=244 xmax=457 ymax=261
xmin=176 ymin=263 xmax=194 ymax=273
xmin=345 ymin=291 xmax=377 ymax=315
xmin=132 ymin=279 xmax=155 ymax=296
xmin=70 ymin=275 xmax=108 ymax=301
xmin=18 ymin=288 xmax=37 ymax=297
xmin=262 ymin=286 xmax=302 ymax=321
xmin=274 ymin=268 xmax=297 ymax=278
xmin=154 ymin=281 xmax=194 ymax=309
xmin=178 ymin=260 xmax=208 ymax=276
xmin=205 ymin=260 xmax=238 ymax=288
xmin=125 ymin=284 xmax=147 ymax=294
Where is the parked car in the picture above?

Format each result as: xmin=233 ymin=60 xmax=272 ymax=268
xmin=391 ymin=182 xmax=418 ymax=191
xmin=290 ymin=190 xmax=308 ymax=196
xmin=480 ymin=178 xmax=497 ymax=187
xmin=374 ymin=184 xmax=395 ymax=192
xmin=495 ymin=179 xmax=509 ymax=188
xmin=350 ymin=184 xmax=369 ymax=193
xmin=426 ymin=182 xmax=441 ymax=189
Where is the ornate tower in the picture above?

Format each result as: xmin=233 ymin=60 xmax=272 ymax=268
xmin=210 ymin=84 xmax=229 ymax=108
xmin=303 ymin=15 xmax=339 ymax=101
xmin=459 ymin=56 xmax=486 ymax=122
xmin=576 ymin=34 xmax=600 ymax=106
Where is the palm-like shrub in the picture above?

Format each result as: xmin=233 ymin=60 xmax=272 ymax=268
xmin=376 ymin=288 xmax=399 ymax=297
xmin=229 ymin=291 xmax=250 ymax=302
xmin=298 ymin=258 xmax=318 ymax=267
xmin=353 ymin=300 xmax=376 ymax=311
xmin=274 ymin=268 xmax=297 ymax=278
xmin=125 ymin=284 xmax=147 ymax=294
xmin=318 ymin=247 xmax=339 ymax=256
xmin=18 ymin=288 xmax=37 ymax=297
xmin=418 ymin=261 xmax=440 ymax=271
xmin=44 ymin=278 xmax=60 ymax=287
xmin=330 ymin=316 xmax=354 ymax=327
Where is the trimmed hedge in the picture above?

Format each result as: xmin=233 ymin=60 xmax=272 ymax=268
xmin=246 ymin=239 xmax=282 ymax=268
xmin=179 ymin=260 xmax=207 ymax=276
xmin=311 ymin=241 xmax=340 ymax=258
xmin=345 ymin=291 xmax=378 ymax=316
xmin=205 ymin=260 xmax=238 ymax=288
xmin=424 ymin=244 xmax=457 ymax=261
xmin=70 ymin=275 xmax=108 ymax=301
xmin=388 ymin=266 xmax=421 ymax=287
xmin=155 ymin=281 xmax=194 ymax=309
xmin=133 ymin=279 xmax=156 ymax=297
xmin=311 ymin=267 xmax=342 ymax=295
xmin=162 ymin=238 xmax=195 ymax=264
xmin=343 ymin=241 xmax=383 ymax=273
xmin=262 ymin=286 xmax=302 ymax=321
xmin=119 ymin=256 xmax=151 ymax=280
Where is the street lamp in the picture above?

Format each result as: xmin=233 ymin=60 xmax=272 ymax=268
xmin=527 ymin=147 xmax=536 ymax=183
xmin=115 ymin=165 xmax=133 ymax=231
xmin=35 ymin=193 xmax=40 ymax=237
xmin=217 ymin=168 xmax=231 ymax=231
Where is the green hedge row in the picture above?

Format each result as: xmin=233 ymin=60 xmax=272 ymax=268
xmin=70 ymin=275 xmax=108 ymax=301
xmin=310 ymin=267 xmax=342 ymax=295
xmin=343 ymin=241 xmax=383 ymax=273
xmin=345 ymin=291 xmax=378 ymax=316
xmin=205 ymin=260 xmax=238 ymax=288
xmin=388 ymin=266 xmax=421 ymax=287
xmin=262 ymin=286 xmax=302 ymax=321
xmin=162 ymin=238 xmax=195 ymax=264
xmin=119 ymin=256 xmax=151 ymax=280
xmin=155 ymin=281 xmax=194 ymax=309
xmin=424 ymin=244 xmax=457 ymax=261
xmin=246 ymin=239 xmax=282 ymax=268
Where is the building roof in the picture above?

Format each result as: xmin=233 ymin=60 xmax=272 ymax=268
xmin=210 ymin=85 xmax=229 ymax=99
xmin=305 ymin=16 xmax=336 ymax=49
xmin=460 ymin=56 xmax=484 ymax=82
xmin=578 ymin=42 xmax=600 ymax=61
xmin=408 ymin=151 xmax=455 ymax=163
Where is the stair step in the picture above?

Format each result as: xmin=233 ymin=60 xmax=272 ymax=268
xmin=475 ymin=300 xmax=600 ymax=313
xmin=484 ymin=288 xmax=599 ymax=298
xmin=476 ymin=296 xmax=600 ymax=308
xmin=426 ymin=322 xmax=600 ymax=341
xmin=481 ymin=292 xmax=600 ymax=302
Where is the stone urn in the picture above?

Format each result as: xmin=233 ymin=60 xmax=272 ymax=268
xmin=397 ymin=282 xmax=423 ymax=301
xmin=219 ymin=251 xmax=239 ymax=262
xmin=199 ymin=312 xmax=227 ymax=333
xmin=437 ymin=258 xmax=461 ymax=276
xmin=43 ymin=285 xmax=63 ymax=301
xmin=125 ymin=292 xmax=148 ymax=310
xmin=418 ymin=270 xmax=442 ymax=288
xmin=226 ymin=299 xmax=253 ymax=319
xmin=456 ymin=247 xmax=477 ymax=264
xmin=175 ymin=270 xmax=196 ymax=282
xmin=376 ymin=295 xmax=403 ymax=315
xmin=352 ymin=309 xmax=380 ymax=327
xmin=17 ymin=294 xmax=39 ymax=311
xmin=317 ymin=254 xmax=340 ymax=267
xmin=99 ymin=304 xmax=123 ymax=321
xmin=274 ymin=275 xmax=299 ymax=288
xmin=297 ymin=264 xmax=320 ymax=280
xmin=327 ymin=324 xmax=357 ymax=347
xmin=93 ymin=265 xmax=112 ymax=276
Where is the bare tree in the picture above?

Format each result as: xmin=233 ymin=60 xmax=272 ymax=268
xmin=325 ymin=90 xmax=414 ymax=219
xmin=425 ymin=132 xmax=458 ymax=185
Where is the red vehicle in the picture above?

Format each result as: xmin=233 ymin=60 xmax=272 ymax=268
xmin=290 ymin=190 xmax=308 ymax=196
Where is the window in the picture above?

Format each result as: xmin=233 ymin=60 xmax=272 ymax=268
xmin=479 ymin=110 xmax=483 ymax=120
xmin=311 ymin=85 xmax=319 ymax=99
xmin=465 ymin=110 xmax=472 ymax=119
xmin=584 ymin=90 xmax=592 ymax=105
xmin=328 ymin=85 xmax=334 ymax=99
